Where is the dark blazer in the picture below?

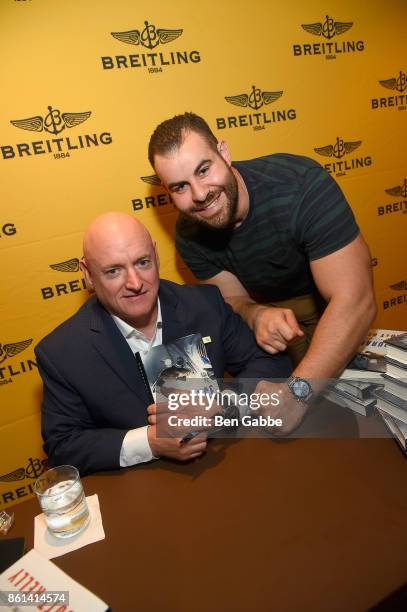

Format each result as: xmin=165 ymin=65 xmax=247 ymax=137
xmin=35 ymin=280 xmax=291 ymax=474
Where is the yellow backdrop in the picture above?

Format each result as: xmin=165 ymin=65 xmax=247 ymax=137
xmin=1 ymin=0 xmax=406 ymax=508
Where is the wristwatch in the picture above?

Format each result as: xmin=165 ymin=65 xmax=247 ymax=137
xmin=287 ymin=376 xmax=313 ymax=405
xmin=219 ymin=391 xmax=241 ymax=422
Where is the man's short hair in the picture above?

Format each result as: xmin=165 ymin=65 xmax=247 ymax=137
xmin=148 ymin=112 xmax=218 ymax=167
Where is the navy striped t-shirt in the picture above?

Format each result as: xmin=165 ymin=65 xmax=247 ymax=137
xmin=175 ymin=153 xmax=360 ymax=302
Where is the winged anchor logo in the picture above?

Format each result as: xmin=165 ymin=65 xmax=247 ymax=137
xmin=301 ymin=15 xmax=353 ymax=40
xmin=10 ymin=106 xmax=92 ymax=136
xmin=385 ymin=179 xmax=407 ymax=199
xmin=225 ymin=85 xmax=283 ymax=111
xmin=111 ymin=20 xmax=183 ymax=50
xmin=390 ymin=279 xmax=407 ymax=291
xmin=0 ymin=338 xmax=33 ymax=364
xmin=49 ymin=258 xmax=81 ymax=273
xmin=0 ymin=458 xmax=47 ymax=482
xmin=379 ymin=71 xmax=407 ymax=93
xmin=140 ymin=175 xmax=162 ymax=186
xmin=314 ymin=137 xmax=362 ymax=160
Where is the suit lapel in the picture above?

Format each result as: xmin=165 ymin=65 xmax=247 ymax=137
xmin=87 ymin=283 xmax=187 ymax=401
xmin=159 ymin=282 xmax=187 ymax=343
xmin=88 ymin=298 xmax=149 ymax=401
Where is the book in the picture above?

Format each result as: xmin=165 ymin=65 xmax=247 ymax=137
xmin=333 ymin=379 xmax=383 ymax=401
xmin=374 ymin=388 xmax=407 ymax=425
xmin=136 ymin=333 xmax=219 ymax=403
xmin=384 ymin=356 xmax=407 ymax=379
xmin=358 ymin=328 xmax=406 ymax=355
xmin=323 ymin=387 xmax=376 ymax=417
xmin=337 ymin=368 xmax=384 ymax=381
xmin=344 ymin=328 xmax=406 ymax=373
xmin=0 ymin=548 xmax=108 ymax=611
xmin=382 ymin=374 xmax=407 ymax=401
xmin=385 ymin=333 xmax=407 ymax=364
xmin=377 ymin=408 xmax=407 ymax=454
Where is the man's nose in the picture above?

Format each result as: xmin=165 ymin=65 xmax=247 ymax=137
xmin=125 ymin=267 xmax=142 ymax=290
xmin=190 ymin=181 xmax=208 ymax=203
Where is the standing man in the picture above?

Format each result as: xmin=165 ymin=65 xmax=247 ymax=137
xmin=148 ymin=113 xmax=376 ymax=422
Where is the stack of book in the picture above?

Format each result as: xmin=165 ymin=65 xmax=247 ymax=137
xmin=324 ymin=378 xmax=381 ymax=417
xmin=374 ymin=333 xmax=407 ymax=454
xmin=322 ymin=329 xmax=399 ymax=416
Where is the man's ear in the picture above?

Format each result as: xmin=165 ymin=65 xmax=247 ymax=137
xmin=80 ymin=258 xmax=94 ymax=290
xmin=217 ymin=140 xmax=232 ymax=166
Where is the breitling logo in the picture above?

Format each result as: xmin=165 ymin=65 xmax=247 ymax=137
xmin=0 ymin=339 xmax=32 ymax=364
xmin=50 ymin=258 xmax=81 ymax=272
xmin=385 ymin=179 xmax=407 ymax=199
xmin=0 ymin=338 xmax=36 ymax=386
xmin=0 ymin=458 xmax=48 ymax=505
xmin=2 ymin=106 xmax=112 ymax=161
xmin=140 ymin=175 xmax=162 ymax=186
xmin=314 ymin=137 xmax=372 ymax=177
xmin=372 ymin=71 xmax=407 ymax=111
xmin=383 ymin=279 xmax=407 ymax=310
xmin=314 ymin=137 xmax=361 ymax=159
xmin=301 ymin=15 xmax=353 ymax=39
xmin=380 ymin=71 xmax=407 ymax=93
xmin=10 ymin=106 xmax=91 ymax=136
xmin=225 ymin=86 xmax=283 ymax=111
xmin=0 ymin=458 xmax=47 ymax=483
xmin=378 ymin=179 xmax=407 ymax=216
xmin=111 ymin=21 xmax=183 ymax=50
xmin=102 ymin=20 xmax=201 ymax=72
xmin=132 ymin=175 xmax=172 ymax=213
xmin=390 ymin=279 xmax=407 ymax=291
xmin=217 ymin=86 xmax=296 ymax=131
xmin=41 ymin=258 xmax=87 ymax=300
xmin=293 ymin=15 xmax=364 ymax=59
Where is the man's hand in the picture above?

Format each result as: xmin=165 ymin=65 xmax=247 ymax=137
xmin=253 ymin=380 xmax=307 ymax=435
xmin=147 ymin=405 xmax=207 ymax=460
xmin=201 ymin=271 xmax=304 ymax=355
xmin=253 ymin=306 xmax=304 ymax=354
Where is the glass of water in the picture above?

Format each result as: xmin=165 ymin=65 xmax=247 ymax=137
xmin=34 ymin=465 xmax=90 ymax=539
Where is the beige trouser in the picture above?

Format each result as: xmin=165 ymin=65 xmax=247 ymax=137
xmin=270 ymin=293 xmax=322 ymax=367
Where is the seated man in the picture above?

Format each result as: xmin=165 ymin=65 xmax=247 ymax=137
xmin=35 ymin=212 xmax=291 ymax=475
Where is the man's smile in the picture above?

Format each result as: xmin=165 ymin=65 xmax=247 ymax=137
xmin=122 ymin=290 xmax=147 ymax=299
xmin=193 ymin=191 xmax=223 ymax=217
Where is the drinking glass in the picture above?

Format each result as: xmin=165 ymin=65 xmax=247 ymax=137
xmin=34 ymin=465 xmax=90 ymax=539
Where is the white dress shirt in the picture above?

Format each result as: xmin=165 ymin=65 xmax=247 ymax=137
xmin=111 ymin=301 xmax=162 ymax=467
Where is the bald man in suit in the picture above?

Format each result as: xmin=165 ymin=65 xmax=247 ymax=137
xmin=35 ymin=213 xmax=291 ymax=474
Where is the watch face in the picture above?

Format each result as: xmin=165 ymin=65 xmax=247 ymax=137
xmin=291 ymin=379 xmax=311 ymax=399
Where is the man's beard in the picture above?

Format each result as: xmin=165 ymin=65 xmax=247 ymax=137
xmin=184 ymin=169 xmax=239 ymax=230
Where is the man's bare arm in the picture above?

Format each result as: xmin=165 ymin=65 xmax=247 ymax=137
xmin=254 ymin=235 xmax=376 ymax=435
xmin=200 ymin=271 xmax=304 ymax=353
xmin=199 ymin=235 xmax=376 ymax=435
xmin=202 ymin=234 xmax=376 ymax=378
xmin=293 ymin=234 xmax=377 ymax=380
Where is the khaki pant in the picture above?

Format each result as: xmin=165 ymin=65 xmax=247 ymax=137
xmin=270 ymin=294 xmax=322 ymax=367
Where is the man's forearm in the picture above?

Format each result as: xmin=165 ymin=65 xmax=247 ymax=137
xmin=224 ymin=295 xmax=266 ymax=330
xmin=293 ymin=292 xmax=377 ymax=383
